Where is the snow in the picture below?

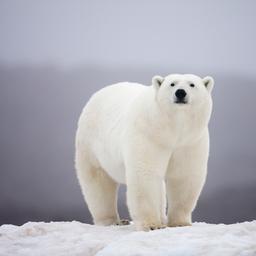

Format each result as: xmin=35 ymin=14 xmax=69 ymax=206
xmin=0 ymin=221 xmax=255 ymax=256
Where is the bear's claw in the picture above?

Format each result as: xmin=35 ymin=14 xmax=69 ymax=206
xmin=116 ymin=219 xmax=130 ymax=225
xmin=148 ymin=224 xmax=166 ymax=231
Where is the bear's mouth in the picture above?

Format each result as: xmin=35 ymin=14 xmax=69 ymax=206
xmin=174 ymin=99 xmax=188 ymax=104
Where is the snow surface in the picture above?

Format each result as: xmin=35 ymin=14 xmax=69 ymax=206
xmin=0 ymin=220 xmax=255 ymax=256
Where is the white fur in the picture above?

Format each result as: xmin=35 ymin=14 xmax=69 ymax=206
xmin=75 ymin=74 xmax=214 ymax=231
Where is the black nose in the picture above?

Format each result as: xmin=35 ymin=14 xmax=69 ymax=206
xmin=175 ymin=89 xmax=187 ymax=99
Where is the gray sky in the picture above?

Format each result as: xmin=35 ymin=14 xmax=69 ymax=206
xmin=0 ymin=0 xmax=256 ymax=74
xmin=0 ymin=0 xmax=87 ymax=66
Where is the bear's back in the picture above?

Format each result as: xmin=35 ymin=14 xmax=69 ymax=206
xmin=80 ymin=82 xmax=146 ymax=129
xmin=89 ymin=82 xmax=146 ymax=111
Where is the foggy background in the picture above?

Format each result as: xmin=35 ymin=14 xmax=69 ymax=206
xmin=0 ymin=0 xmax=256 ymax=226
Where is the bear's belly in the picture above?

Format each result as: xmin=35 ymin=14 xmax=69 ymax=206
xmin=97 ymin=151 xmax=126 ymax=184
xmin=91 ymin=133 xmax=127 ymax=184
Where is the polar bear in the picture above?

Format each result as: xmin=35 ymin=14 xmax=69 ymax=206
xmin=75 ymin=74 xmax=214 ymax=231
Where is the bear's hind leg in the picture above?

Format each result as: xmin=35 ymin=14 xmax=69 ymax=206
xmin=75 ymin=150 xmax=120 ymax=226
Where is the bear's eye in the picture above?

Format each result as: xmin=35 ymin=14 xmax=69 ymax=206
xmin=190 ymin=83 xmax=195 ymax=88
xmin=170 ymin=83 xmax=175 ymax=87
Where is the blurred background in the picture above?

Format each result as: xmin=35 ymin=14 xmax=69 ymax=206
xmin=0 ymin=0 xmax=256 ymax=226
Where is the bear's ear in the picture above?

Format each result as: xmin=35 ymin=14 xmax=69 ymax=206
xmin=152 ymin=75 xmax=164 ymax=90
xmin=203 ymin=76 xmax=214 ymax=93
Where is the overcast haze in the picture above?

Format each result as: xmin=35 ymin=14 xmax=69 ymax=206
xmin=1 ymin=0 xmax=256 ymax=73
xmin=0 ymin=0 xmax=256 ymax=225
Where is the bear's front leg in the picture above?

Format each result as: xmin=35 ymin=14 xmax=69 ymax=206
xmin=166 ymin=136 xmax=209 ymax=227
xmin=124 ymin=140 xmax=170 ymax=231
xmin=126 ymin=172 xmax=167 ymax=231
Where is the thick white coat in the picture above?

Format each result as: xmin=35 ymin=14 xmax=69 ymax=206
xmin=75 ymin=74 xmax=214 ymax=231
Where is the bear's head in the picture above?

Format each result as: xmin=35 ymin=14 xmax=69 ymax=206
xmin=152 ymin=74 xmax=214 ymax=114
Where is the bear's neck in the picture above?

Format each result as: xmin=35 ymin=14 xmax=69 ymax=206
xmin=147 ymin=99 xmax=211 ymax=148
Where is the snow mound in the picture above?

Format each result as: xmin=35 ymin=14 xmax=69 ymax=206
xmin=0 ymin=221 xmax=255 ymax=256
